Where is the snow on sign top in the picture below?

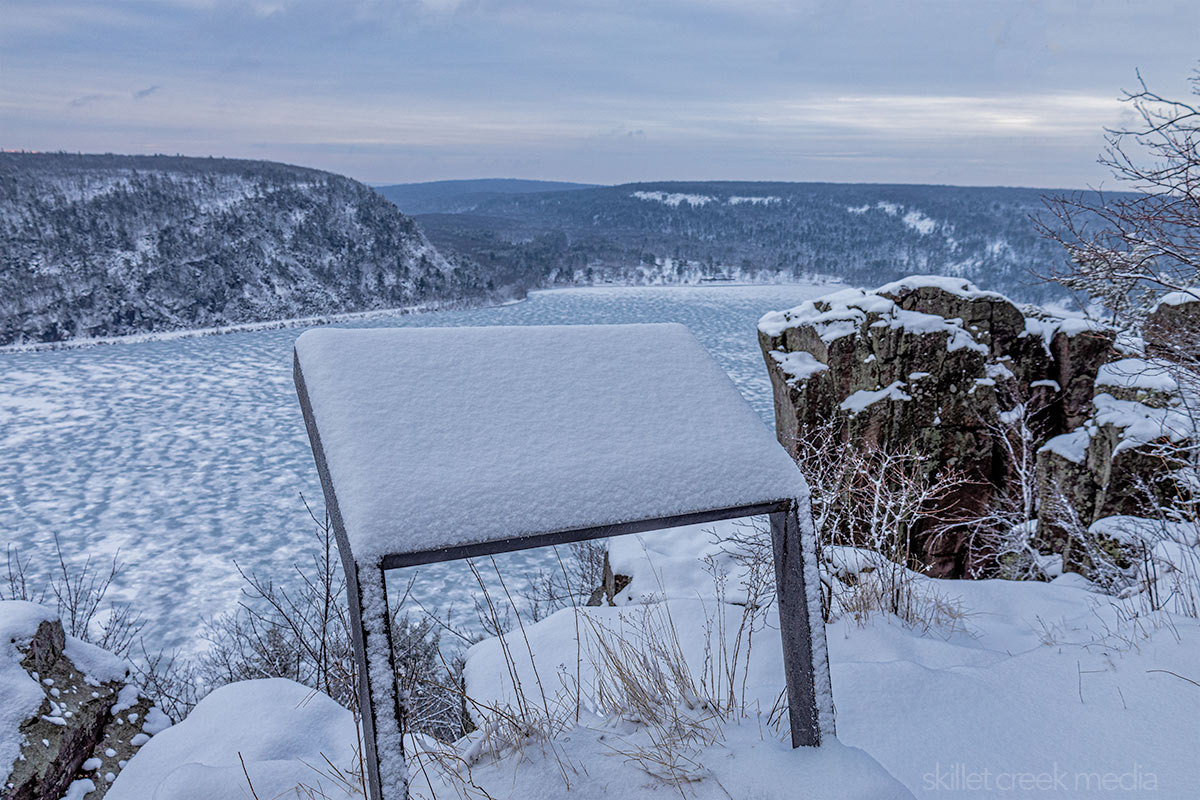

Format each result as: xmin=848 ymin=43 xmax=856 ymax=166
xmin=294 ymin=324 xmax=805 ymax=565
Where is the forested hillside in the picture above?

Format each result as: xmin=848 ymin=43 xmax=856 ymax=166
xmin=407 ymin=181 xmax=1090 ymax=301
xmin=375 ymin=178 xmax=600 ymax=214
xmin=0 ymin=153 xmax=495 ymax=345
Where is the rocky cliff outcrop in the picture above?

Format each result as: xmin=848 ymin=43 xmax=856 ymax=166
xmin=1 ymin=601 xmax=168 ymax=800
xmin=757 ymin=276 xmax=1196 ymax=578
xmin=1035 ymin=295 xmax=1199 ymax=573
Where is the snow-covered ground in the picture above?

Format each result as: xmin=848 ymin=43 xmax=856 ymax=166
xmin=829 ymin=575 xmax=1197 ymax=796
xmin=469 ymin=522 xmax=1200 ymax=797
xmin=0 ymin=284 xmax=832 ymax=652
xmin=102 ymin=519 xmax=1200 ymax=798
xmin=108 ymin=675 xmax=909 ymax=800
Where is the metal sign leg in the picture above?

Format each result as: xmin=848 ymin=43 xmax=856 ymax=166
xmin=770 ymin=500 xmax=834 ymax=747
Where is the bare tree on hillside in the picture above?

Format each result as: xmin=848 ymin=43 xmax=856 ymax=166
xmin=1039 ymin=65 xmax=1200 ymax=615
xmin=1037 ymin=68 xmax=1200 ymax=325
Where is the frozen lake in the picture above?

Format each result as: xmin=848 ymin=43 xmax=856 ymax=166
xmin=0 ymin=283 xmax=832 ymax=653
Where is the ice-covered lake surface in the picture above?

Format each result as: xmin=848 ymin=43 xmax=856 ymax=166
xmin=1 ymin=283 xmax=832 ymax=653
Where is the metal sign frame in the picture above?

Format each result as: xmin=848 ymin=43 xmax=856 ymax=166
xmin=295 ymin=351 xmax=830 ymax=800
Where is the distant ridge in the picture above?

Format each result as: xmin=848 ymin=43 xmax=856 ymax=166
xmin=374 ymin=178 xmax=601 ymax=214
xmin=392 ymin=179 xmax=1107 ymax=302
xmin=0 ymin=153 xmax=498 ymax=345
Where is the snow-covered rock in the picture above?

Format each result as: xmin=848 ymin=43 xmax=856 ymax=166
xmin=759 ymin=276 xmax=1197 ymax=578
xmin=107 ymin=679 xmax=358 ymax=800
xmin=759 ymin=275 xmax=1116 ymax=576
xmin=0 ymin=601 xmax=163 ymax=800
xmin=1034 ymin=298 xmax=1196 ymax=574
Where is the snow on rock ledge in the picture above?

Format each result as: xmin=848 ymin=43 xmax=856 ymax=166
xmin=1033 ymin=297 xmax=1198 ymax=573
xmin=760 ymin=276 xmax=1199 ymax=579
xmin=758 ymin=276 xmax=1117 ymax=577
xmin=1 ymin=601 xmax=164 ymax=800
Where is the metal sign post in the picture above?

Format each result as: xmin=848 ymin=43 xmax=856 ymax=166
xmin=294 ymin=324 xmax=835 ymax=800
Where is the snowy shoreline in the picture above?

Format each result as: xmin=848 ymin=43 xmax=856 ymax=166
xmin=0 ymin=278 xmax=843 ymax=354
xmin=0 ymin=296 xmax=518 ymax=354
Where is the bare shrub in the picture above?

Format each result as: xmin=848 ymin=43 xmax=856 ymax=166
xmin=1037 ymin=68 xmax=1200 ymax=329
xmin=4 ymin=533 xmax=144 ymax=658
xmin=197 ymin=500 xmax=359 ymax=711
xmin=1039 ymin=482 xmax=1200 ymax=627
xmin=1139 ymin=517 xmax=1200 ymax=619
xmin=962 ymin=388 xmax=1057 ymax=581
xmin=787 ymin=418 xmax=969 ymax=627
xmin=823 ymin=548 xmax=970 ymax=637
xmin=129 ymin=643 xmax=201 ymax=723
xmin=395 ymin=616 xmax=473 ymax=744
xmin=4 ymin=543 xmax=36 ymax=602
xmin=518 ymin=539 xmax=608 ymax=623
xmin=792 ymin=419 xmax=966 ymax=567
xmin=197 ymin=499 xmax=471 ymax=742
xmin=703 ymin=519 xmax=776 ymax=713
xmin=1094 ymin=507 xmax=1200 ymax=620
xmin=1044 ymin=493 xmax=1136 ymax=594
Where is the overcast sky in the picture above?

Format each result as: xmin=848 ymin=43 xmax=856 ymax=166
xmin=2 ymin=0 xmax=1198 ymax=187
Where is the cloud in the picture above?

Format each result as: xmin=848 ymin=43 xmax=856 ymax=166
xmin=753 ymin=93 xmax=1120 ymax=139
xmin=7 ymin=0 xmax=1199 ymax=186
xmin=67 ymin=93 xmax=106 ymax=108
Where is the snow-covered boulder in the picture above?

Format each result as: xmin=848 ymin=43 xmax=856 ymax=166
xmin=759 ymin=276 xmax=1116 ymax=576
xmin=1 ymin=601 xmax=166 ymax=800
xmin=106 ymin=678 xmax=358 ymax=800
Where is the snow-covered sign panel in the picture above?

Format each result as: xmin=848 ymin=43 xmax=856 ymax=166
xmin=294 ymin=323 xmax=834 ymax=800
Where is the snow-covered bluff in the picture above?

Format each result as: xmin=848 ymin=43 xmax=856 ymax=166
xmin=758 ymin=276 xmax=1195 ymax=578
xmin=0 ymin=153 xmax=496 ymax=346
